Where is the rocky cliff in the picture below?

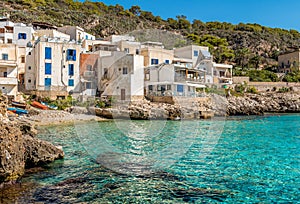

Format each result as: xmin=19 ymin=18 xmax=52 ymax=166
xmin=227 ymin=92 xmax=300 ymax=115
xmin=0 ymin=95 xmax=64 ymax=185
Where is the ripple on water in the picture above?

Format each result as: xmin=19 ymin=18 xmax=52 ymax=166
xmin=7 ymin=115 xmax=300 ymax=203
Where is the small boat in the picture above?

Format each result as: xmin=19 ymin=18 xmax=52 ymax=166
xmin=11 ymin=101 xmax=27 ymax=109
xmin=31 ymin=101 xmax=48 ymax=110
xmin=7 ymin=110 xmax=18 ymax=117
xmin=7 ymin=107 xmax=28 ymax=115
xmin=41 ymin=102 xmax=58 ymax=110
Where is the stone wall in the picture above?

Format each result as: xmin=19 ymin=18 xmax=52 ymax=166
xmin=232 ymin=76 xmax=250 ymax=84
xmin=247 ymin=82 xmax=300 ymax=92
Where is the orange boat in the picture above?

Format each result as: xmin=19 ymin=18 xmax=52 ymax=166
xmin=31 ymin=101 xmax=48 ymax=110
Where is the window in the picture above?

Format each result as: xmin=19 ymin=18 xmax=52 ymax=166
xmin=44 ymin=78 xmax=51 ymax=86
xmin=123 ymin=67 xmax=128 ymax=75
xmin=68 ymin=79 xmax=74 ymax=86
xmin=2 ymin=54 xmax=8 ymax=60
xmin=18 ymin=33 xmax=27 ymax=39
xmin=45 ymin=63 xmax=52 ymax=75
xmin=104 ymin=68 xmax=108 ymax=79
xmin=194 ymin=50 xmax=198 ymax=57
xmin=28 ymin=52 xmax=31 ymax=55
xmin=165 ymin=59 xmax=170 ymax=64
xmin=3 ymin=72 xmax=7 ymax=77
xmin=149 ymin=85 xmax=153 ymax=91
xmin=67 ymin=49 xmax=76 ymax=61
xmin=45 ymin=47 xmax=52 ymax=59
xmin=85 ymin=35 xmax=88 ymax=40
xmin=68 ymin=64 xmax=74 ymax=76
xmin=86 ymin=82 xmax=92 ymax=89
xmin=151 ymin=58 xmax=159 ymax=65
xmin=167 ymin=85 xmax=171 ymax=90
xmin=7 ymin=39 xmax=12 ymax=44
xmin=177 ymin=85 xmax=184 ymax=92
xmin=124 ymin=48 xmax=129 ymax=53
xmin=136 ymin=49 xmax=140 ymax=55
xmin=28 ymin=79 xmax=31 ymax=83
xmin=28 ymin=66 xmax=31 ymax=70
xmin=21 ymin=56 xmax=25 ymax=63
xmin=86 ymin=64 xmax=93 ymax=71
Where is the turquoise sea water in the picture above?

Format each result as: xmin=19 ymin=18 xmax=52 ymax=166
xmin=2 ymin=114 xmax=300 ymax=203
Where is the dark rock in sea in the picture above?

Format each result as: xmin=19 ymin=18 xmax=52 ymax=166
xmin=23 ymin=135 xmax=64 ymax=168
xmin=170 ymin=187 xmax=232 ymax=202
xmin=0 ymin=95 xmax=64 ymax=184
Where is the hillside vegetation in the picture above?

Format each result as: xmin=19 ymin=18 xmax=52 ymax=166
xmin=1 ymin=0 xmax=300 ymax=69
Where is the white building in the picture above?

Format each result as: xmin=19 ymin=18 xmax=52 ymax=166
xmin=144 ymin=59 xmax=205 ymax=97
xmin=175 ymin=45 xmax=233 ymax=86
xmin=0 ymin=19 xmax=35 ymax=46
xmin=25 ymin=36 xmax=81 ymax=99
xmin=0 ymin=44 xmax=20 ymax=98
xmin=174 ymin=45 xmax=209 ymax=67
xmin=57 ymin=26 xmax=95 ymax=43
xmin=98 ymin=51 xmax=144 ymax=101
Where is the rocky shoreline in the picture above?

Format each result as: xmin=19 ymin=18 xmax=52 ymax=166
xmin=227 ymin=92 xmax=300 ymax=115
xmin=0 ymin=95 xmax=64 ymax=185
xmin=91 ymin=92 xmax=300 ymax=119
xmin=1 ymin=91 xmax=299 ymax=184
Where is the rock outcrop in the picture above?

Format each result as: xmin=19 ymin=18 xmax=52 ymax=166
xmin=227 ymin=92 xmax=300 ymax=115
xmin=0 ymin=95 xmax=64 ymax=185
xmin=91 ymin=92 xmax=300 ymax=119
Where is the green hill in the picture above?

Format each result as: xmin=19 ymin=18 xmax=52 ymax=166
xmin=1 ymin=0 xmax=300 ymax=69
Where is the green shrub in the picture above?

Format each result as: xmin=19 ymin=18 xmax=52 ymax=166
xmin=278 ymin=87 xmax=290 ymax=93
xmin=247 ymin=86 xmax=258 ymax=94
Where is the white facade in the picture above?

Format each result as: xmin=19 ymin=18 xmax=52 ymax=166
xmin=25 ymin=37 xmax=81 ymax=94
xmin=98 ymin=52 xmax=144 ymax=101
xmin=0 ymin=20 xmax=35 ymax=46
xmin=144 ymin=63 xmax=205 ymax=97
xmin=58 ymin=26 xmax=95 ymax=42
xmin=174 ymin=45 xmax=209 ymax=67
xmin=35 ymin=30 xmax=71 ymax=41
xmin=0 ymin=44 xmax=19 ymax=97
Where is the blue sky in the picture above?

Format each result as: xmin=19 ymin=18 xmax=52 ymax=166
xmin=85 ymin=0 xmax=300 ymax=31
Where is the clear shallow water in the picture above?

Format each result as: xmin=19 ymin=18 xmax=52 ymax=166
xmin=2 ymin=115 xmax=300 ymax=203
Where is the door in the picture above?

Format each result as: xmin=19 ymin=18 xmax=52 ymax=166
xmin=121 ymin=89 xmax=125 ymax=101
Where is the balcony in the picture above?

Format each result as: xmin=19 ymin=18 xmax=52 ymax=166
xmin=0 ymin=77 xmax=18 ymax=85
xmin=82 ymin=89 xmax=96 ymax=96
xmin=0 ymin=59 xmax=17 ymax=67
xmin=83 ymin=71 xmax=95 ymax=78
xmin=175 ymin=76 xmax=204 ymax=83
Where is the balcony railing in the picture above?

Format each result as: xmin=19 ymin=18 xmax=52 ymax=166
xmin=36 ymin=86 xmax=68 ymax=92
xmin=175 ymin=76 xmax=204 ymax=83
xmin=0 ymin=77 xmax=18 ymax=85
xmin=0 ymin=60 xmax=17 ymax=67
xmin=83 ymin=71 xmax=96 ymax=78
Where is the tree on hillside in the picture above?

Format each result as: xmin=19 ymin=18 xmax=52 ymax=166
xmin=129 ymin=5 xmax=141 ymax=16
xmin=235 ymin=48 xmax=251 ymax=69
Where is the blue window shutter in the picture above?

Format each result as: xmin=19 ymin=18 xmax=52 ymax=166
xmin=68 ymin=64 xmax=74 ymax=76
xmin=45 ymin=78 xmax=51 ymax=86
xmin=18 ymin=33 xmax=21 ymax=39
xmin=24 ymin=33 xmax=27 ymax=39
xmin=177 ymin=85 xmax=184 ymax=92
xmin=73 ymin=50 xmax=76 ymax=61
xmin=68 ymin=79 xmax=74 ymax=86
xmin=45 ymin=63 xmax=52 ymax=75
xmin=45 ymin=47 xmax=52 ymax=59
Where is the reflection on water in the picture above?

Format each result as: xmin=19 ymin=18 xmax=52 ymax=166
xmin=2 ymin=115 xmax=299 ymax=203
